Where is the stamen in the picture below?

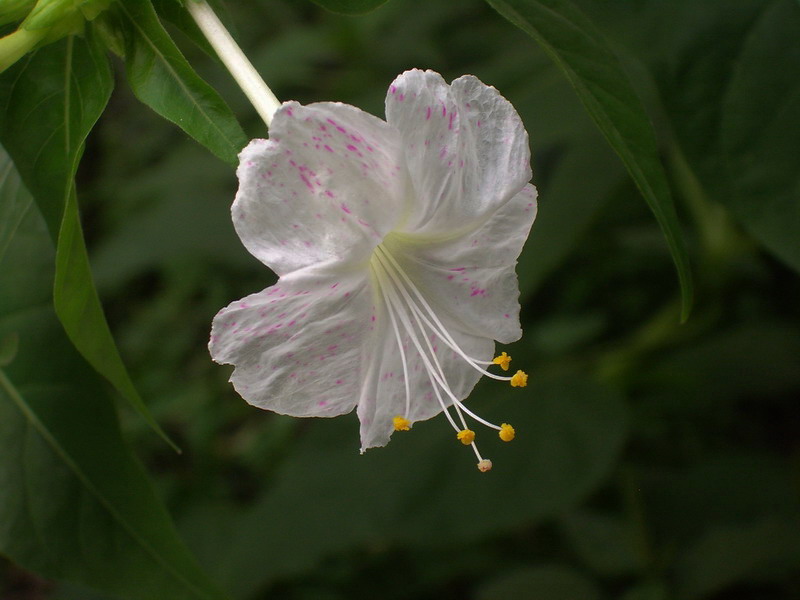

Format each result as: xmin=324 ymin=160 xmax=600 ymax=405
xmin=374 ymin=249 xmax=503 ymax=432
xmin=457 ymin=429 xmax=475 ymax=445
xmin=372 ymin=261 xmax=462 ymax=434
xmin=375 ymin=247 xmax=515 ymax=380
xmin=493 ymin=352 xmax=512 ymax=371
xmin=510 ymin=370 xmax=528 ymax=387
xmin=499 ymin=423 xmax=515 ymax=441
xmin=370 ymin=244 xmax=523 ymax=471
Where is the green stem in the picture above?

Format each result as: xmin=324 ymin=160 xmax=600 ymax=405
xmin=0 ymin=26 xmax=46 ymax=73
xmin=186 ymin=0 xmax=280 ymax=129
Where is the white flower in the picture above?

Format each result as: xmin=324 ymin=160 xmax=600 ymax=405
xmin=210 ymin=69 xmax=537 ymax=470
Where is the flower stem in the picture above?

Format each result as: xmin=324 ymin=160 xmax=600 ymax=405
xmin=0 ymin=26 xmax=46 ymax=74
xmin=186 ymin=0 xmax=280 ymax=128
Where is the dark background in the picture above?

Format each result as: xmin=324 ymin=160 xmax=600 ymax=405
xmin=2 ymin=0 xmax=799 ymax=598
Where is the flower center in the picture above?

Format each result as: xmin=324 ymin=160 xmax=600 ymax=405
xmin=368 ymin=243 xmax=527 ymax=472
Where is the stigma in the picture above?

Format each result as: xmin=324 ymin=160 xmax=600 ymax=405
xmin=370 ymin=243 xmax=528 ymax=472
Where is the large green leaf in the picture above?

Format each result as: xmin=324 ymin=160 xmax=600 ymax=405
xmin=0 ymin=33 xmax=176 ymax=449
xmin=0 ymin=146 xmax=32 ymax=263
xmin=675 ymin=516 xmax=800 ymax=599
xmin=0 ymin=148 xmax=229 ymax=600
xmin=720 ymin=0 xmax=800 ymax=272
xmin=559 ymin=509 xmax=643 ymax=576
xmin=485 ymin=0 xmax=693 ymax=320
xmin=518 ymin=134 xmax=623 ymax=301
xmin=115 ymin=0 xmax=248 ymax=165
xmin=309 ymin=0 xmax=390 ymax=15
xmin=477 ymin=565 xmax=602 ymax=600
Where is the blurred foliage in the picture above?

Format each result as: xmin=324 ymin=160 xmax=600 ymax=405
xmin=1 ymin=0 xmax=799 ymax=599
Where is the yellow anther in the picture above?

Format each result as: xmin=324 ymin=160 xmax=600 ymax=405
xmin=477 ymin=459 xmax=493 ymax=472
xmin=510 ymin=370 xmax=528 ymax=387
xmin=492 ymin=351 xmax=512 ymax=371
xmin=392 ymin=415 xmax=411 ymax=431
xmin=499 ymin=423 xmax=515 ymax=442
xmin=456 ymin=429 xmax=475 ymax=445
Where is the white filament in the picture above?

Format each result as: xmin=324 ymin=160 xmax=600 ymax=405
xmin=377 ymin=246 xmax=513 ymax=381
xmin=372 ymin=245 xmax=502 ymax=438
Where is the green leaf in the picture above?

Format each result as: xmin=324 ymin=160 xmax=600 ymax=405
xmin=676 ymin=516 xmax=800 ymax=599
xmin=559 ymin=510 xmax=643 ymax=576
xmin=0 ymin=151 xmax=229 ymax=600
xmin=476 ymin=565 xmax=601 ymax=600
xmin=0 ymin=332 xmax=17 ymax=366
xmin=308 ymin=0 xmax=390 ymax=15
xmin=0 ymin=145 xmax=32 ymax=263
xmin=0 ymin=34 xmax=177 ymax=450
xmin=620 ymin=582 xmax=669 ymax=600
xmin=152 ymin=0 xmax=217 ymax=57
xmin=645 ymin=323 xmax=800 ymax=409
xmin=115 ymin=0 xmax=248 ymax=165
xmin=0 ymin=0 xmax=35 ymax=27
xmin=181 ymin=373 xmax=627 ymax=598
xmin=518 ymin=135 xmax=623 ymax=300
xmin=721 ymin=0 xmax=800 ymax=272
xmin=485 ymin=0 xmax=693 ymax=320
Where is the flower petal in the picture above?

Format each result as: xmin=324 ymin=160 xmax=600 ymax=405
xmin=383 ymin=183 xmax=538 ymax=345
xmin=356 ymin=291 xmax=493 ymax=450
xmin=385 ymin=69 xmax=531 ymax=235
xmin=234 ymin=101 xmax=408 ymax=277
xmin=209 ymin=267 xmax=374 ymax=418
xmin=210 ymin=261 xmax=493 ymax=450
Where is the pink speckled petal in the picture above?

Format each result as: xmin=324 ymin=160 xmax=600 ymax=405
xmin=210 ymin=268 xmax=373 ymax=418
xmin=209 ymin=263 xmax=492 ymax=447
xmin=385 ymin=70 xmax=531 ymax=235
xmin=383 ymin=183 xmax=538 ymax=345
xmin=234 ymin=101 xmax=408 ymax=277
